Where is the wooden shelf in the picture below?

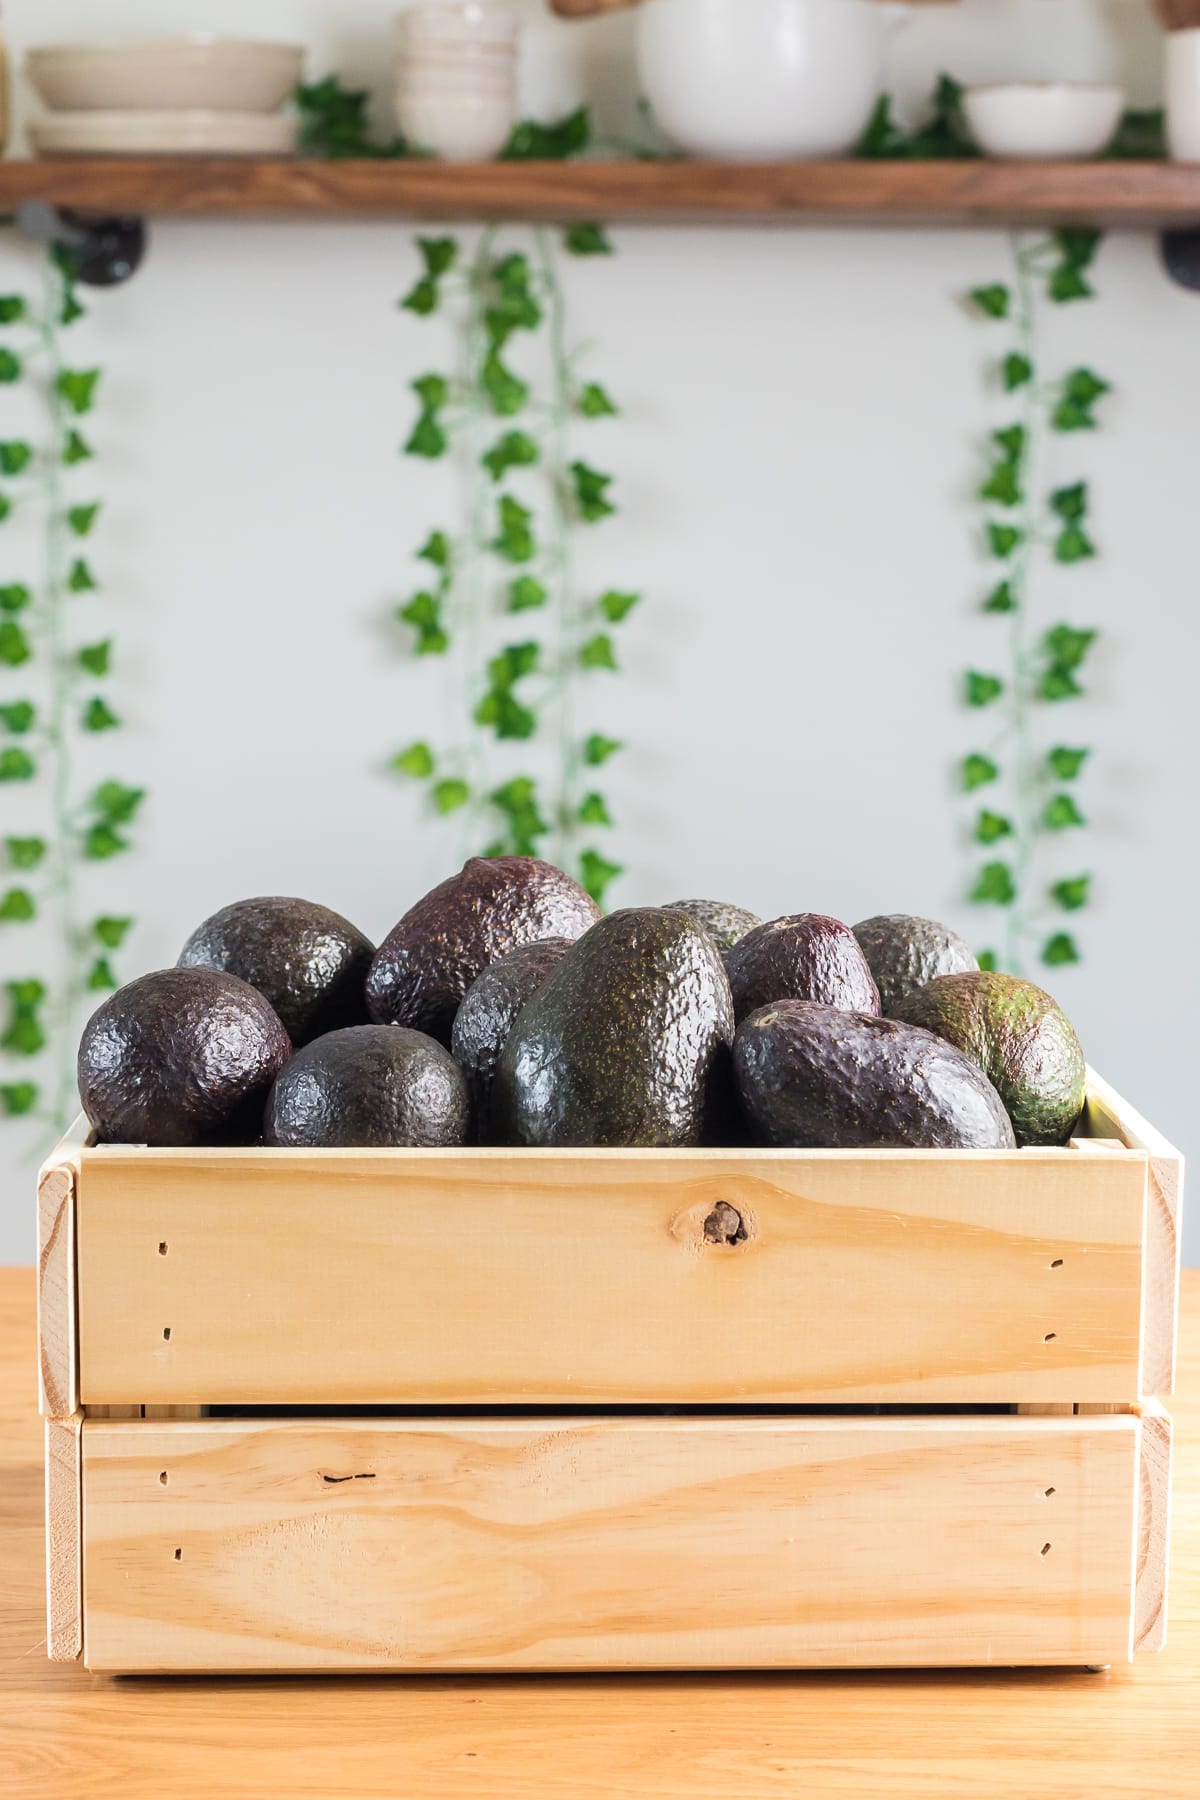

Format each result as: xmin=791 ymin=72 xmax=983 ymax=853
xmin=0 ymin=157 xmax=1198 ymax=225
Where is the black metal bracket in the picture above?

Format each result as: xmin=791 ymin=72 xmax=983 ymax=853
xmin=1160 ymin=229 xmax=1200 ymax=292
xmin=15 ymin=201 xmax=146 ymax=286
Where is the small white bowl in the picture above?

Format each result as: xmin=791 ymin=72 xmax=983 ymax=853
xmin=964 ymin=83 xmax=1123 ymax=161
xmin=400 ymin=5 xmax=518 ymax=48
xmin=26 ymin=37 xmax=304 ymax=114
xmin=396 ymin=88 xmax=516 ymax=161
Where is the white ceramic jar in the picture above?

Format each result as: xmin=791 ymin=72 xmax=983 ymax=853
xmin=396 ymin=3 xmax=518 ymax=161
xmin=635 ymin=0 xmax=913 ymax=161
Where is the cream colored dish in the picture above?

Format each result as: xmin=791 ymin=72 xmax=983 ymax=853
xmin=28 ymin=110 xmax=298 ymax=157
xmin=26 ymin=38 xmax=304 ymax=114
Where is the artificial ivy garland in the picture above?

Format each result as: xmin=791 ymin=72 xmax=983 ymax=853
xmin=963 ymin=230 xmax=1105 ymax=974
xmin=0 ymin=245 xmax=144 ymax=1129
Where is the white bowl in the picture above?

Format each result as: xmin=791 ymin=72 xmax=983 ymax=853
xmin=399 ymin=66 xmax=516 ymax=97
xmin=28 ymin=109 xmax=298 ymax=157
xmin=964 ymin=83 xmax=1124 ymax=161
xmin=396 ymin=88 xmax=515 ymax=160
xmin=26 ymin=37 xmax=304 ymax=113
xmin=400 ymin=5 xmax=518 ymax=48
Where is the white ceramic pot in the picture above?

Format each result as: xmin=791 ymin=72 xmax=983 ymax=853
xmin=635 ymin=0 xmax=912 ymax=161
xmin=1166 ymin=30 xmax=1200 ymax=162
xmin=26 ymin=38 xmax=304 ymax=114
xmin=397 ymin=87 xmax=516 ymax=159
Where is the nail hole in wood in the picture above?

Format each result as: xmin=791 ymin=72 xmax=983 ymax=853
xmin=1040 ymin=1542 xmax=1052 ymax=1557
xmin=703 ymin=1202 xmax=747 ymax=1246
xmin=1044 ymin=1486 xmax=1056 ymax=1498
xmin=1050 ymin=1258 xmax=1063 ymax=1269
xmin=162 ymin=1326 xmax=171 ymax=1341
xmin=158 ymin=1241 xmax=168 ymax=1256
xmin=173 ymin=1547 xmax=182 ymax=1561
xmin=159 ymin=1470 xmax=168 ymax=1486
xmin=1043 ymin=1332 xmax=1057 ymax=1342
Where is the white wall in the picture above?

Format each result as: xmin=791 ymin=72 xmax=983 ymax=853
xmin=1 ymin=1 xmax=1196 ymax=1262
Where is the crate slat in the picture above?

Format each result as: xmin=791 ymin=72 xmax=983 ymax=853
xmin=73 ymin=1143 xmax=1147 ymax=1408
xmin=44 ymin=1413 xmax=83 ymax=1661
xmin=80 ymin=1412 xmax=1139 ymax=1674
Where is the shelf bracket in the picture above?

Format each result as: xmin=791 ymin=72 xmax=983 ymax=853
xmin=14 ymin=200 xmax=145 ymax=286
xmin=1160 ymin=228 xmax=1200 ymax=292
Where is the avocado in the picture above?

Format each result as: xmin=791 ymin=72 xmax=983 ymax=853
xmin=366 ymin=856 xmax=601 ymax=1046
xmin=78 ymin=967 xmax=291 ymax=1146
xmin=663 ymin=898 xmax=762 ymax=951
xmin=178 ymin=896 xmax=374 ymax=1047
xmin=733 ymin=1000 xmax=1015 ymax=1149
xmin=723 ymin=914 xmax=880 ymax=1023
xmin=889 ymin=971 xmax=1086 ymax=1146
xmin=852 ymin=914 xmax=979 ymax=1016
xmin=263 ymin=1024 xmax=467 ymax=1148
xmin=451 ymin=938 xmax=573 ymax=1141
xmin=493 ymin=907 xmax=734 ymax=1147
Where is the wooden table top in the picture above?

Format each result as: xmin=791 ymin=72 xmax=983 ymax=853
xmin=1 ymin=1264 xmax=1197 ymax=1800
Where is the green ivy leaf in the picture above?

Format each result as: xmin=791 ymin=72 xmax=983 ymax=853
xmin=490 ymin=642 xmax=540 ymax=685
xmin=91 ymin=780 xmax=144 ymax=824
xmin=970 ymin=861 xmax=1017 ymax=905
xmin=984 ymin=581 xmax=1016 ymax=614
xmin=482 ymin=430 xmax=540 ymax=482
xmin=579 ymin=382 xmax=618 ymax=419
xmin=1043 ymin=793 xmax=1086 ymax=831
xmin=1051 ymin=875 xmax=1091 ymax=912
xmin=67 ymin=502 xmax=101 ymax=537
xmin=569 ymin=461 xmax=615 ymax=523
xmin=86 ymin=957 xmax=117 ymax=991
xmin=492 ymin=495 xmax=535 ymax=563
xmin=584 ymin=733 xmax=622 ymax=766
xmin=78 ymin=639 xmax=111 ymax=677
xmin=580 ymin=633 xmax=617 ymax=672
xmin=1043 ymin=624 xmax=1097 ymax=670
xmin=489 ymin=776 xmax=549 ymax=851
xmin=1003 ymin=352 xmax=1033 ymax=390
xmin=412 ymin=373 xmax=448 ymax=410
xmin=1055 ymin=525 xmax=1096 ymax=564
xmin=83 ymin=697 xmax=120 ymax=732
xmin=481 ymin=353 xmax=528 ymax=418
xmin=432 ymin=777 xmax=470 ymax=815
xmin=1050 ymin=482 xmax=1088 ymax=522
xmin=68 ymin=558 xmax=98 ymax=592
xmin=970 ymin=285 xmax=1009 ymax=319
xmin=404 ymin=410 xmax=448 ymax=460
xmin=0 ymin=296 xmax=25 ymax=324
xmin=418 ymin=236 xmax=457 ymax=279
xmin=977 ymin=950 xmax=998 ymax=972
xmin=1052 ymin=369 xmax=1110 ymax=431
xmin=401 ymin=276 xmax=438 ymax=316
xmin=415 ymin=627 xmax=449 ymax=656
xmin=62 ymin=429 xmax=93 ymax=466
xmin=2 ymin=1016 xmax=43 ymax=1055
xmin=974 ymin=810 xmax=1013 ymax=845
xmin=0 ymin=583 xmax=30 ymax=613
xmin=93 ymin=915 xmax=133 ymax=948
xmin=399 ymin=590 xmax=440 ymax=630
xmin=474 ymin=690 xmax=537 ymax=741
xmin=0 ymin=348 xmax=21 ymax=383
xmin=965 ymin=670 xmax=1003 ymax=707
xmin=0 ymin=701 xmax=34 ymax=734
xmin=0 ymin=623 xmax=31 ymax=667
xmin=1042 ymin=932 xmax=1081 ymax=966
xmin=417 ymin=529 xmax=451 ymax=570
xmin=579 ymin=848 xmax=623 ymax=905
xmin=1047 ymin=745 xmax=1090 ymax=780
xmin=987 ymin=523 xmax=1022 ymax=559
xmin=501 ymin=106 xmax=591 ymax=162
xmin=962 ymin=753 xmax=999 ymax=791
xmin=84 ymin=823 xmax=128 ymax=859
xmin=0 ymin=441 xmax=32 ymax=476
xmin=1048 ymin=267 xmax=1093 ymax=303
xmin=7 ymin=977 xmax=44 ymax=1007
xmin=392 ymin=741 xmax=435 ymax=779
xmin=507 ymin=575 xmax=547 ymax=612
xmin=1039 ymin=665 xmax=1083 ymax=702
xmin=993 ymin=425 xmax=1025 ymax=461
xmin=0 ymin=887 xmax=35 ymax=921
xmin=0 ymin=1081 xmax=38 ymax=1116
xmin=598 ymin=589 xmax=640 ymax=624
xmin=0 ymin=492 xmax=11 ymax=524
xmin=564 ymin=223 xmax=612 ymax=257
xmin=6 ymin=836 xmax=46 ymax=869
xmin=56 ymin=368 xmax=100 ymax=414
xmin=1056 ymin=228 xmax=1102 ymax=270
xmin=979 ymin=462 xmax=1021 ymax=507
xmin=578 ymin=792 xmax=612 ymax=827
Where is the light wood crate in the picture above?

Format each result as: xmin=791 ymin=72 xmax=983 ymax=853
xmin=38 ymin=1069 xmax=1182 ymax=1674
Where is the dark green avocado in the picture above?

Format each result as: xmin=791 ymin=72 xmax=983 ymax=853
xmin=723 ymin=914 xmax=880 ymax=1023
xmin=451 ymin=937 xmax=573 ymax=1141
xmin=852 ymin=914 xmax=979 ymax=1016
xmin=733 ymin=1000 xmax=1015 ymax=1149
xmin=178 ymin=895 xmax=374 ymax=1047
xmin=492 ymin=907 xmax=734 ymax=1147
xmin=78 ymin=967 xmax=291 ymax=1146
xmin=890 ymin=971 xmax=1086 ymax=1146
xmin=263 ymin=1025 xmax=467 ymax=1148
xmin=663 ymin=898 xmax=762 ymax=951
xmin=366 ymin=857 xmax=601 ymax=1046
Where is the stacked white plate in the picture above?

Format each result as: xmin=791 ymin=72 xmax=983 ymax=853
xmin=26 ymin=37 xmax=304 ymax=157
xmin=396 ymin=4 xmax=519 ymax=163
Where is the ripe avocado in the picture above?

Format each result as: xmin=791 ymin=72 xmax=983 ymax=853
xmin=733 ymin=1000 xmax=1015 ymax=1149
xmin=263 ymin=1024 xmax=468 ymax=1148
xmin=663 ymin=898 xmax=762 ymax=951
xmin=723 ymin=914 xmax=880 ymax=1023
xmin=890 ymin=971 xmax=1085 ymax=1146
xmin=78 ymin=967 xmax=291 ymax=1146
xmin=451 ymin=937 xmax=573 ymax=1142
xmin=852 ymin=914 xmax=979 ymax=1017
xmin=492 ymin=907 xmax=734 ymax=1147
xmin=178 ymin=895 xmax=374 ymax=1047
xmin=366 ymin=857 xmax=600 ymax=1046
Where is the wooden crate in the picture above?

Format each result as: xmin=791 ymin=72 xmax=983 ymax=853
xmin=38 ymin=1069 xmax=1182 ymax=1674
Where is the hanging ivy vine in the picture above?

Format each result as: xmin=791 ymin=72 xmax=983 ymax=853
xmin=962 ymin=230 xmax=1107 ymax=976
xmin=0 ymin=242 xmax=144 ymax=1132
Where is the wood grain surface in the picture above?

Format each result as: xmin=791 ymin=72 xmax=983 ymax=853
xmin=72 ymin=1143 xmax=1148 ymax=1407
xmin=0 ymin=159 xmax=1199 ymax=224
xmin=36 ymin=1165 xmax=75 ymax=1419
xmin=0 ymin=1269 xmax=1196 ymax=1798
xmin=80 ymin=1412 xmax=1138 ymax=1674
